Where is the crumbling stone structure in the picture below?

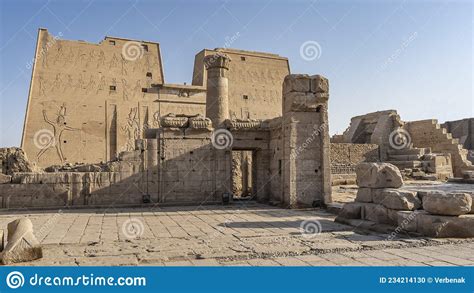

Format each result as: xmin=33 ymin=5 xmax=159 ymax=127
xmin=337 ymin=162 xmax=474 ymax=238
xmin=335 ymin=110 xmax=473 ymax=180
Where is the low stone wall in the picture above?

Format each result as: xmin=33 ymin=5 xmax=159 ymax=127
xmin=330 ymin=143 xmax=379 ymax=171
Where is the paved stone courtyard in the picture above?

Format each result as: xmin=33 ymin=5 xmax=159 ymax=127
xmin=1 ymin=202 xmax=473 ymax=266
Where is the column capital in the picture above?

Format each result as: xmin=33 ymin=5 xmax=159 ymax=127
xmin=204 ymin=53 xmax=232 ymax=71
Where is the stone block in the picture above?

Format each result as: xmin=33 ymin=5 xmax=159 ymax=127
xmin=355 ymin=163 xmax=403 ymax=188
xmin=415 ymin=212 xmax=474 ymax=238
xmin=373 ymin=189 xmax=420 ymax=211
xmin=422 ymin=192 xmax=471 ymax=216
xmin=283 ymin=74 xmax=311 ymax=94
xmin=396 ymin=211 xmax=420 ymax=232
xmin=0 ymin=218 xmax=42 ymax=264
xmin=0 ymin=174 xmax=11 ymax=184
xmin=337 ymin=202 xmax=363 ymax=219
xmin=355 ymin=187 xmax=372 ymax=202
xmin=363 ymin=203 xmax=392 ymax=225
xmin=310 ymin=75 xmax=329 ymax=94
xmin=386 ymin=208 xmax=400 ymax=226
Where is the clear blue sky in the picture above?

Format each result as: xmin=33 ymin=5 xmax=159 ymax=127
xmin=0 ymin=0 xmax=472 ymax=147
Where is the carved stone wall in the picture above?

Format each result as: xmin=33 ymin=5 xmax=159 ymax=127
xmin=192 ymin=48 xmax=290 ymax=120
xmin=21 ymin=29 xmax=206 ymax=168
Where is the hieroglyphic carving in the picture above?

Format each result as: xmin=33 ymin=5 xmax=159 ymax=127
xmin=152 ymin=111 xmax=160 ymax=128
xmin=97 ymin=76 xmax=106 ymax=93
xmin=75 ymin=49 xmax=86 ymax=66
xmin=75 ymin=74 xmax=84 ymax=92
xmin=85 ymin=75 xmax=96 ymax=94
xmin=64 ymin=74 xmax=73 ymax=92
xmin=109 ymin=53 xmax=119 ymax=69
xmin=37 ymin=104 xmax=80 ymax=163
xmin=38 ymin=76 xmax=47 ymax=96
xmin=53 ymin=42 xmax=64 ymax=65
xmin=133 ymin=80 xmax=142 ymax=98
xmin=97 ymin=50 xmax=106 ymax=68
xmin=122 ymin=79 xmax=129 ymax=100
xmin=142 ymin=106 xmax=150 ymax=134
xmin=51 ymin=73 xmax=62 ymax=92
xmin=121 ymin=107 xmax=140 ymax=152
xmin=64 ymin=47 xmax=74 ymax=66
xmin=120 ymin=55 xmax=128 ymax=75
xmin=85 ymin=50 xmax=95 ymax=68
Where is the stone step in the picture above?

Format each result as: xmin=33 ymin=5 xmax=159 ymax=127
xmin=387 ymin=154 xmax=422 ymax=161
xmin=387 ymin=148 xmax=430 ymax=156
xmin=386 ymin=160 xmax=423 ymax=169
xmin=326 ymin=203 xmax=343 ymax=215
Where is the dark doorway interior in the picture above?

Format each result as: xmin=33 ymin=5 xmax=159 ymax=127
xmin=231 ymin=150 xmax=254 ymax=199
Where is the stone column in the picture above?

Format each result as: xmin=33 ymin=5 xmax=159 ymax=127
xmin=146 ymin=138 xmax=159 ymax=202
xmin=281 ymin=74 xmax=332 ymax=208
xmin=204 ymin=53 xmax=231 ymax=128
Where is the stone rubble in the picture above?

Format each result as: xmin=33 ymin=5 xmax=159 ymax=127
xmin=337 ymin=162 xmax=474 ymax=238
xmin=0 ymin=218 xmax=43 ymax=265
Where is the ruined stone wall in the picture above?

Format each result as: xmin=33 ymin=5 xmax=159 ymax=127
xmin=442 ymin=118 xmax=474 ymax=151
xmin=405 ymin=119 xmax=473 ymax=177
xmin=192 ymin=48 xmax=290 ymax=120
xmin=330 ymin=143 xmax=380 ymax=174
xmin=0 ymin=148 xmax=36 ymax=175
xmin=281 ymin=74 xmax=331 ymax=206
xmin=341 ymin=110 xmax=402 ymax=161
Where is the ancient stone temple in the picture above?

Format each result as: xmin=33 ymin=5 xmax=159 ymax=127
xmin=21 ymin=29 xmax=290 ymax=168
xmin=0 ymin=29 xmax=331 ymax=209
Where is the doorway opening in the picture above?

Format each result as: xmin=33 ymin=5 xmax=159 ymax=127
xmin=231 ymin=150 xmax=254 ymax=200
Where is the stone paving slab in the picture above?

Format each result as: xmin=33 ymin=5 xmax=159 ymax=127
xmin=0 ymin=203 xmax=472 ymax=266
